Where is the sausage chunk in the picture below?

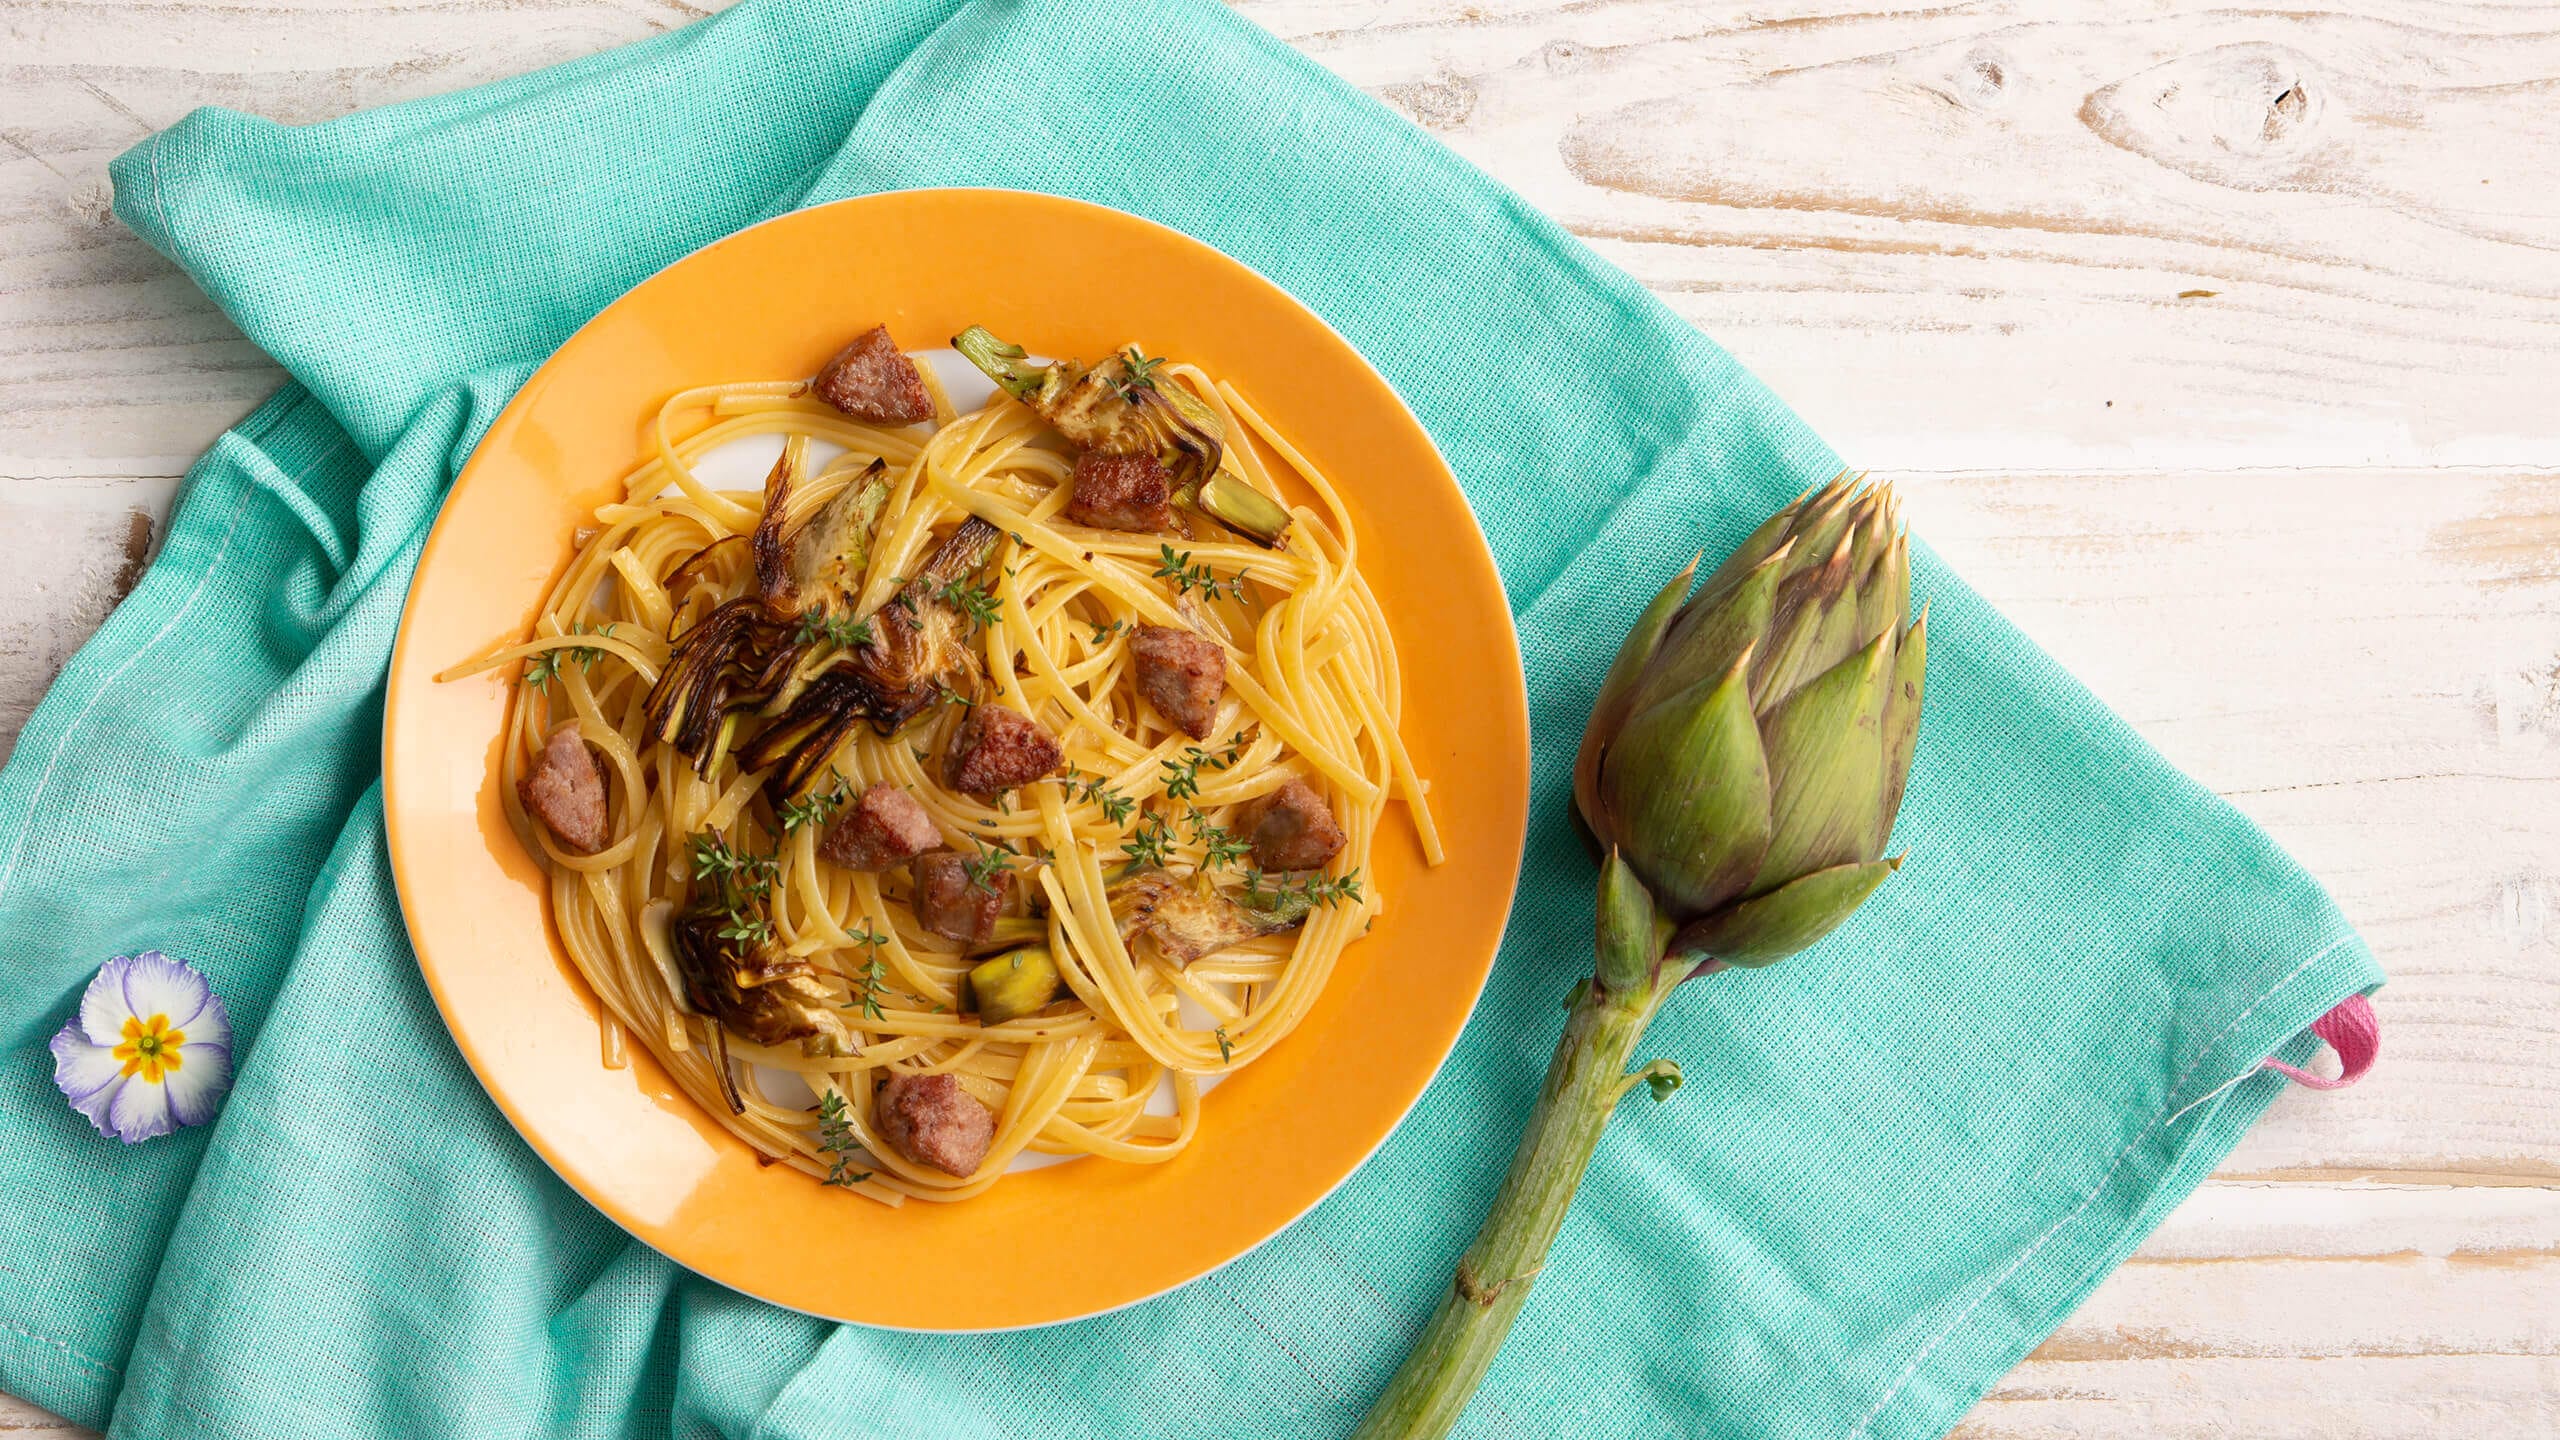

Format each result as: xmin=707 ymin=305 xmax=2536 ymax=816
xmin=811 ymin=325 xmax=933 ymax=425
xmin=913 ymin=850 xmax=1008 ymax=945
xmin=1065 ymin=451 xmax=1173 ymax=533
xmin=1130 ymin=625 xmax=1226 ymax=739
xmin=942 ymin=703 xmax=1063 ymax=799
xmin=1239 ymin=777 xmax=1346 ymax=873
xmin=817 ymin=783 xmax=942 ymax=871
xmin=876 ymin=1072 xmax=996 ymax=1178
xmin=517 ymin=721 xmax=608 ymax=854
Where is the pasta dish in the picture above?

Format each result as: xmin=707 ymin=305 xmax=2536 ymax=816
xmin=441 ymin=323 xmax=1439 ymax=1204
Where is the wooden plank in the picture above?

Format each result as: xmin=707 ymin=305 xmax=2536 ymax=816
xmin=0 ymin=477 xmax=178 ymax=759
xmin=1894 ymin=469 xmax=2560 ymax=1178
xmin=1289 ymin=0 xmax=2560 ymax=471
xmin=7 ymin=0 xmax=2560 ymax=476
xmin=0 ymin=1392 xmax=84 ymax=1436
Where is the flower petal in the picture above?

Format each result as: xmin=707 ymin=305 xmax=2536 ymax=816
xmin=161 ymin=1042 xmax=232 ymax=1129
xmin=77 ymin=964 xmax=135 ymax=1045
xmin=116 ymin=951 xmax=216 ymax=1031
xmin=51 ymin=1025 xmax=128 ymax=1109
xmin=105 ymin=1067 xmax=176 ymax=1144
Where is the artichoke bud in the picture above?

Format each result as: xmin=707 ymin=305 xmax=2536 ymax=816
xmin=1577 ymin=475 xmax=1924 ymax=971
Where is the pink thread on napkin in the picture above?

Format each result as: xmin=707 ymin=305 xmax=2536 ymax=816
xmin=2259 ymin=993 xmax=2378 ymax=1090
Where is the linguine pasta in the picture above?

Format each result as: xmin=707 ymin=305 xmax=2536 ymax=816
xmin=441 ymin=340 xmax=1440 ymax=1205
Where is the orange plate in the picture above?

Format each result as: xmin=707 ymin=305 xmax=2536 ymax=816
xmin=382 ymin=189 xmax=1529 ymax=1330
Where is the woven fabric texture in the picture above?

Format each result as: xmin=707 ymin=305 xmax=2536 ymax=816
xmin=0 ymin=1 xmax=2382 ymax=1436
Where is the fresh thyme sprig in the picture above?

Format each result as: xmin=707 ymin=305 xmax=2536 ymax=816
xmin=1214 ymin=1026 xmax=1233 ymax=1064
xmin=1159 ymin=739 xmax=1245 ymax=801
xmin=814 ymin=1091 xmax=872 ymax=1188
xmin=1120 ymin=812 xmax=1174 ymax=870
xmin=963 ymin=843 xmax=1010 ymax=896
xmin=857 ymin=955 xmax=890 ymax=1021
xmin=794 ymin=610 xmax=874 ymax=650
xmin=689 ymin=831 xmax=779 ymax=947
xmin=1185 ymin=811 xmax=1253 ymax=873
xmin=1113 ymin=350 xmax=1167 ymax=401
xmin=1088 ymin=617 xmax=1129 ymax=648
xmin=1154 ymin=544 xmax=1244 ymax=604
xmin=939 ymin=577 xmax=1001 ymax=630
xmin=524 ymin=623 xmax=617 ymax=689
xmin=1245 ymin=867 xmax=1365 ymax=913
xmin=778 ymin=769 xmax=855 ymax=834
xmin=1059 ymin=764 xmax=1136 ymax=825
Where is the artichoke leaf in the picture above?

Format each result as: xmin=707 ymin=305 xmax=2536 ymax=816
xmin=1675 ymin=857 xmax=1900 ymax=967
xmin=1875 ymin=606 xmax=1928 ymax=853
xmin=845 ymin=516 xmax=999 ymax=731
xmin=761 ymin=458 xmax=891 ymax=620
xmin=967 ymin=945 xmax=1064 ymax=1026
xmin=1601 ymin=651 xmax=1772 ymax=917
xmin=1593 ymin=850 xmax=1665 ymax=995
xmin=1573 ymin=555 xmax=1699 ymax=852
xmin=668 ymin=910 xmax=860 ymax=1055
xmin=1745 ymin=628 xmax=1894 ymax=896
xmin=1622 ymin=542 xmax=1784 ymax=726
xmin=1761 ymin=532 xmax=1863 ymax=707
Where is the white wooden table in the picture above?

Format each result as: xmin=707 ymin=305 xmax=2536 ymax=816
xmin=5 ymin=1 xmax=2555 ymax=1434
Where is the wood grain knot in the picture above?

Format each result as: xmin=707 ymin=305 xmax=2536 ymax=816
xmin=1383 ymin=70 xmax=1478 ymax=131
xmin=2082 ymin=43 xmax=2332 ymax=193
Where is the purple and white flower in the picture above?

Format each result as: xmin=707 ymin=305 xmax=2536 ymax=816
xmin=50 ymin=951 xmax=233 ymax=1143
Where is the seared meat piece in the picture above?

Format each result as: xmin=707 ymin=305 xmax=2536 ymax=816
xmin=811 ymin=325 xmax=933 ymax=425
xmin=1129 ymin=625 xmax=1225 ymax=739
xmin=1065 ymin=450 xmax=1174 ymax=533
xmin=1239 ymin=777 xmax=1347 ymax=872
xmin=914 ymin=850 xmax=1009 ymax=945
xmin=876 ymin=1071 xmax=996 ymax=1178
xmin=942 ymin=703 xmax=1063 ymax=799
xmin=817 ymin=782 xmax=942 ymax=871
xmin=518 ymin=721 xmax=609 ymax=854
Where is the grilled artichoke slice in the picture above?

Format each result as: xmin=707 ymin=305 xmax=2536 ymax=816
xmin=668 ymin=909 xmax=859 ymax=1060
xmin=756 ymin=454 xmax=892 ymax=621
xmin=953 ymin=326 xmax=1224 ymax=489
xmin=733 ymin=516 xmax=1001 ymax=795
xmin=1110 ymin=867 xmax=1311 ymax=964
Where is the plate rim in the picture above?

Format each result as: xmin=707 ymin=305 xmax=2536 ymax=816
xmin=380 ymin=186 xmax=1530 ymax=1331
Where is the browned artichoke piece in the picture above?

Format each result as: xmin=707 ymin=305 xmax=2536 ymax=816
xmin=1110 ymin=867 xmax=1304 ymax=965
xmin=845 ymin=517 xmax=1000 ymax=731
xmin=732 ymin=669 xmax=874 ymax=799
xmin=668 ymin=910 xmax=859 ymax=1058
xmin=643 ymin=597 xmax=771 ymax=767
xmin=952 ymin=327 xmax=1224 ymax=487
xmin=756 ymin=454 xmax=892 ymax=620
xmin=665 ymin=534 xmax=749 ymax=610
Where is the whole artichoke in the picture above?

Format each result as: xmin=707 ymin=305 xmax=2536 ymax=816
xmin=1354 ymin=473 xmax=1932 ymax=1440
xmin=1573 ymin=475 xmax=1925 ymax=967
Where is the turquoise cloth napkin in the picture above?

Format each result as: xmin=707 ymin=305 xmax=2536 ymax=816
xmin=0 ymin=1 xmax=2383 ymax=1435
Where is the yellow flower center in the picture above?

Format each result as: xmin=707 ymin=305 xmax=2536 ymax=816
xmin=112 ymin=1014 xmax=186 ymax=1085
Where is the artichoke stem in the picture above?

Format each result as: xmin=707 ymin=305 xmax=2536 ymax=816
xmin=1348 ymin=965 xmax=1691 ymax=1440
xmin=951 ymin=326 xmax=1044 ymax=400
